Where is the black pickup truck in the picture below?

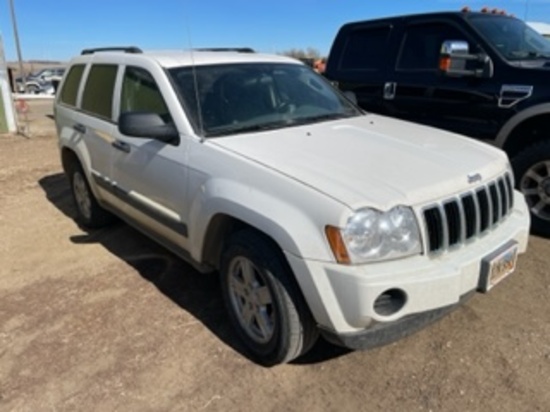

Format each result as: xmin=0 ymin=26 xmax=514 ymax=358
xmin=326 ymin=10 xmax=550 ymax=236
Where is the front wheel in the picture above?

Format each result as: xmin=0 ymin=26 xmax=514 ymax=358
xmin=220 ymin=230 xmax=318 ymax=366
xmin=512 ymin=141 xmax=550 ymax=237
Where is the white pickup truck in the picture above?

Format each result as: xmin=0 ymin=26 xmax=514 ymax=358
xmin=54 ymin=47 xmax=530 ymax=365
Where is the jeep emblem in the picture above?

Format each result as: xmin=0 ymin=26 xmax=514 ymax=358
xmin=468 ymin=173 xmax=482 ymax=184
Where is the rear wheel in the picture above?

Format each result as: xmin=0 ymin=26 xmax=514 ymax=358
xmin=220 ymin=230 xmax=318 ymax=366
xmin=512 ymin=141 xmax=550 ymax=237
xmin=68 ymin=161 xmax=114 ymax=228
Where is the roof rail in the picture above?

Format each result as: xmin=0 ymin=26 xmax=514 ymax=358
xmin=81 ymin=46 xmax=143 ymax=55
xmin=195 ymin=47 xmax=255 ymax=53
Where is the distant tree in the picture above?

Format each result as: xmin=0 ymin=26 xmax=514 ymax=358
xmin=279 ymin=48 xmax=322 ymax=60
xmin=278 ymin=48 xmax=324 ymax=68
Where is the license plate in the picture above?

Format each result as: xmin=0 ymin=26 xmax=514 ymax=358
xmin=478 ymin=241 xmax=518 ymax=293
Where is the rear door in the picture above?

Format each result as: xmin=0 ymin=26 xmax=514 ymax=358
xmin=327 ymin=22 xmax=397 ymax=115
xmin=56 ymin=63 xmax=118 ymax=203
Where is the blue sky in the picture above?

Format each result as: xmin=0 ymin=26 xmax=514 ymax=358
xmin=0 ymin=0 xmax=549 ymax=61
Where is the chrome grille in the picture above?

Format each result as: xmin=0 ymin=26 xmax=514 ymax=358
xmin=423 ymin=173 xmax=514 ymax=254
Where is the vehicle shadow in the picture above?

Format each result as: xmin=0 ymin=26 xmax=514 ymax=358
xmin=38 ymin=173 xmax=351 ymax=366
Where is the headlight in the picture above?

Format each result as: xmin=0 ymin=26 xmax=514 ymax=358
xmin=327 ymin=206 xmax=422 ymax=264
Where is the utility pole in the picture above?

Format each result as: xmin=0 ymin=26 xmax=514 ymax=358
xmin=8 ymin=0 xmax=26 ymax=89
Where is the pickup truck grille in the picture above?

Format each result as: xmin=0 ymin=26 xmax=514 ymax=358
xmin=423 ymin=173 xmax=514 ymax=254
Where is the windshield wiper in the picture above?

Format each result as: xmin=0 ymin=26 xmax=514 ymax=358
xmin=289 ymin=112 xmax=356 ymax=126
xmin=206 ymin=112 xmax=359 ymax=137
xmin=529 ymin=52 xmax=550 ymax=59
xmin=508 ymin=51 xmax=550 ymax=60
xmin=206 ymin=120 xmax=291 ymax=137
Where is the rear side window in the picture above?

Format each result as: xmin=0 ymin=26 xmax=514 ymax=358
xmin=397 ymin=22 xmax=468 ymax=71
xmin=59 ymin=65 xmax=85 ymax=106
xmin=81 ymin=64 xmax=118 ymax=119
xmin=339 ymin=26 xmax=391 ymax=71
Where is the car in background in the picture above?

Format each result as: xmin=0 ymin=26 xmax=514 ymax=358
xmin=16 ymin=67 xmax=65 ymax=94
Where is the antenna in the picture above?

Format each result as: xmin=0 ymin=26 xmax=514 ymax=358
xmin=524 ymin=0 xmax=530 ymax=20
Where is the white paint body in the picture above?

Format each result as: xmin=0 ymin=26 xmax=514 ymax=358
xmin=55 ymin=50 xmax=530 ymax=337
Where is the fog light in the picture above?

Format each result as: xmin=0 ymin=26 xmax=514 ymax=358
xmin=373 ymin=289 xmax=407 ymax=316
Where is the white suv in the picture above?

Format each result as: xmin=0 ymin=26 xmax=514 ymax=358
xmin=54 ymin=47 xmax=530 ymax=365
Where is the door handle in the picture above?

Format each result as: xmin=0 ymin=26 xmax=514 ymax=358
xmin=112 ymin=140 xmax=131 ymax=153
xmin=384 ymin=82 xmax=397 ymax=100
xmin=73 ymin=123 xmax=86 ymax=133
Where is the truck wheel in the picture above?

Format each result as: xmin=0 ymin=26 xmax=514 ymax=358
xmin=512 ymin=141 xmax=550 ymax=237
xmin=220 ymin=230 xmax=318 ymax=366
xmin=68 ymin=162 xmax=114 ymax=228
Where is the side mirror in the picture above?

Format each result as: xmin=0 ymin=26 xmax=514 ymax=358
xmin=118 ymin=112 xmax=179 ymax=143
xmin=439 ymin=40 xmax=493 ymax=78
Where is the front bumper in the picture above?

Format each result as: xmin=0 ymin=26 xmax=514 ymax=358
xmin=321 ymin=291 xmax=474 ymax=350
xmin=285 ymin=192 xmax=530 ymax=346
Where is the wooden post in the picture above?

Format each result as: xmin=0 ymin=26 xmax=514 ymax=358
xmin=0 ymin=34 xmax=17 ymax=133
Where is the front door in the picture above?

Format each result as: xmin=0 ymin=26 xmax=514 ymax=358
xmin=388 ymin=19 xmax=505 ymax=140
xmin=111 ymin=65 xmax=190 ymax=249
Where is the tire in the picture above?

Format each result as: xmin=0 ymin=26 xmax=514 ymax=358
xmin=511 ymin=141 xmax=550 ymax=237
xmin=220 ymin=230 xmax=319 ymax=366
xmin=26 ymin=84 xmax=39 ymax=94
xmin=68 ymin=161 xmax=114 ymax=229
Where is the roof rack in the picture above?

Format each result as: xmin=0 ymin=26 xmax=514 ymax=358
xmin=195 ymin=47 xmax=255 ymax=53
xmin=81 ymin=46 xmax=143 ymax=55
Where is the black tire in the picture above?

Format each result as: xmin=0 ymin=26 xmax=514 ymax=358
xmin=26 ymin=84 xmax=39 ymax=94
xmin=511 ymin=141 xmax=550 ymax=237
xmin=67 ymin=161 xmax=114 ymax=229
xmin=220 ymin=229 xmax=319 ymax=366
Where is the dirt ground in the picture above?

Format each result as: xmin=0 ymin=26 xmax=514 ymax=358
xmin=1 ymin=100 xmax=549 ymax=412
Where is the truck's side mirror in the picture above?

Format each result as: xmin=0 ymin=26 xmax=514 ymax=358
xmin=439 ymin=40 xmax=493 ymax=78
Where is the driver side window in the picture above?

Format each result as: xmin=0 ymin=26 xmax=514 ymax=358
xmin=398 ymin=22 xmax=469 ymax=71
xmin=120 ymin=66 xmax=172 ymax=123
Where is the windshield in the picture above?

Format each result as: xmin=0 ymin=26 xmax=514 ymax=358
xmin=169 ymin=63 xmax=361 ymax=137
xmin=470 ymin=16 xmax=550 ymax=61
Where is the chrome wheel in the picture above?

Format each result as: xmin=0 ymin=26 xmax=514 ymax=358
xmin=72 ymin=171 xmax=92 ymax=221
xmin=520 ymin=160 xmax=550 ymax=221
xmin=227 ymin=256 xmax=274 ymax=344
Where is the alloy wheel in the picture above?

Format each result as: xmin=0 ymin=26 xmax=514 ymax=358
xmin=227 ymin=256 xmax=275 ymax=344
xmin=520 ymin=160 xmax=550 ymax=221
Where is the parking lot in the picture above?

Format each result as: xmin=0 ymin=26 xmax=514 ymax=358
xmin=0 ymin=100 xmax=549 ymax=411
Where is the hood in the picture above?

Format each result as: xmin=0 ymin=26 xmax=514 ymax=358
xmin=211 ymin=114 xmax=509 ymax=210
